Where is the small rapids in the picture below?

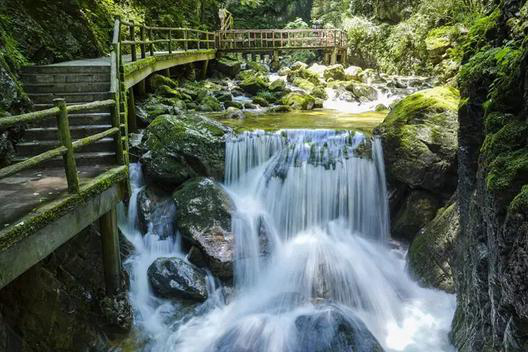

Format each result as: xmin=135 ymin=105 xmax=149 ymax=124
xmin=119 ymin=130 xmax=456 ymax=352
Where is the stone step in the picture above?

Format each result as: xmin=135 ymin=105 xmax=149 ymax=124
xmin=16 ymin=138 xmax=115 ymax=156
xmin=22 ymin=65 xmax=111 ymax=75
xmin=35 ymin=113 xmax=113 ymax=127
xmin=27 ymin=92 xmax=112 ymax=104
xmin=13 ymin=151 xmax=116 ymax=168
xmin=23 ymin=125 xmax=113 ymax=140
xmin=23 ymin=82 xmax=111 ymax=94
xmin=21 ymin=73 xmax=110 ymax=84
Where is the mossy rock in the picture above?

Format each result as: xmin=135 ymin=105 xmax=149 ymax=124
xmin=425 ymin=26 xmax=458 ymax=64
xmin=281 ymin=92 xmax=316 ymax=110
xmin=407 ymin=202 xmax=458 ymax=293
xmin=269 ymin=79 xmax=287 ymax=92
xmin=346 ymin=82 xmax=378 ymax=102
xmin=312 ymin=86 xmax=328 ymax=100
xmin=198 ymin=95 xmax=223 ymax=112
xmin=293 ymin=77 xmax=316 ymax=92
xmin=239 ymin=75 xmax=270 ymax=96
xmin=150 ymin=74 xmax=178 ymax=91
xmin=213 ymin=57 xmax=242 ymax=78
xmin=323 ymin=64 xmax=346 ymax=81
xmin=141 ymin=114 xmax=231 ymax=188
xmin=247 ymin=61 xmax=269 ymax=74
xmin=252 ymin=96 xmax=269 ymax=107
xmin=173 ymin=178 xmax=234 ymax=280
xmin=375 ymin=86 xmax=460 ymax=195
xmin=392 ymin=190 xmax=441 ymax=241
xmin=139 ymin=95 xmax=185 ymax=123
xmin=287 ymin=66 xmax=322 ymax=86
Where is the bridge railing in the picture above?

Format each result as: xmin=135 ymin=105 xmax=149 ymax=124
xmin=119 ymin=20 xmax=216 ymax=61
xmin=217 ymin=29 xmax=347 ymax=51
xmin=0 ymin=99 xmax=125 ymax=193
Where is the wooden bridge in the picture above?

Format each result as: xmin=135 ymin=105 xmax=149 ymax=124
xmin=0 ymin=17 xmax=347 ymax=293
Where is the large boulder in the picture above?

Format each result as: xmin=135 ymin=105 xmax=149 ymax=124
xmin=239 ymin=74 xmax=270 ymax=96
xmin=213 ymin=57 xmax=242 ymax=78
xmin=294 ymin=305 xmax=385 ymax=352
xmin=323 ymin=64 xmax=346 ymax=81
xmin=407 ymin=201 xmax=459 ymax=293
xmin=173 ymin=178 xmax=234 ymax=280
xmin=281 ymin=92 xmax=316 ymax=110
xmin=346 ymin=82 xmax=378 ymax=102
xmin=375 ymin=86 xmax=460 ymax=196
xmin=141 ymin=114 xmax=231 ymax=188
xmin=147 ymin=257 xmax=208 ymax=301
xmin=344 ymin=66 xmax=363 ymax=81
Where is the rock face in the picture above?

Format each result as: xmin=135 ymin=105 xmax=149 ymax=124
xmin=148 ymin=257 xmax=208 ymax=301
xmin=451 ymin=3 xmax=528 ymax=351
xmin=407 ymin=201 xmax=459 ymax=293
xmin=141 ymin=114 xmax=231 ymax=188
xmin=0 ymin=225 xmax=132 ymax=352
xmin=173 ymin=178 xmax=235 ymax=280
xmin=375 ymin=86 xmax=459 ymax=241
xmin=392 ymin=190 xmax=440 ymax=241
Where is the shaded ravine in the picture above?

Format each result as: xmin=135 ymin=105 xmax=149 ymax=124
xmin=119 ymin=129 xmax=456 ymax=351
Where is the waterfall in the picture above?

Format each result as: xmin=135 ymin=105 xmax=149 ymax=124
xmin=120 ymin=130 xmax=456 ymax=352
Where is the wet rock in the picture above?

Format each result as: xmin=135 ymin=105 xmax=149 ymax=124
xmin=223 ymin=107 xmax=246 ymax=120
xmin=392 ymin=190 xmax=440 ymax=241
xmin=99 ymin=292 xmax=132 ymax=333
xmin=173 ymin=178 xmax=234 ymax=280
xmin=269 ymin=105 xmax=293 ymax=113
xmin=147 ymin=257 xmax=208 ymax=301
xmin=141 ymin=114 xmax=231 ymax=188
xmin=247 ymin=61 xmax=269 ymax=74
xmin=408 ymin=201 xmax=458 ymax=293
xmin=344 ymin=66 xmax=363 ymax=81
xmin=198 ymin=95 xmax=223 ymax=112
xmin=294 ymin=304 xmax=385 ymax=352
xmin=293 ymin=77 xmax=316 ymax=92
xmin=346 ymin=82 xmax=378 ymax=101
xmin=214 ymin=91 xmax=233 ymax=103
xmin=239 ymin=74 xmax=269 ymax=96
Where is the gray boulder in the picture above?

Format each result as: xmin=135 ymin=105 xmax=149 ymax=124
xmin=147 ymin=257 xmax=208 ymax=301
xmin=173 ymin=178 xmax=235 ymax=280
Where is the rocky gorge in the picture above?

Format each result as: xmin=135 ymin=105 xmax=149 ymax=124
xmin=0 ymin=0 xmax=527 ymax=351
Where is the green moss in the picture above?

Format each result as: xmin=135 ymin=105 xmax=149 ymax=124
xmin=510 ymin=185 xmax=528 ymax=214
xmin=293 ymin=77 xmax=315 ymax=92
xmin=463 ymin=8 xmax=500 ymax=55
xmin=425 ymin=26 xmax=458 ymax=51
xmin=384 ymin=86 xmax=460 ymax=126
xmin=281 ymin=92 xmax=316 ymax=110
xmin=486 ymin=148 xmax=528 ymax=193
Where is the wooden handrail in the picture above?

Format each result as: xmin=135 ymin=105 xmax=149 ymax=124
xmin=0 ymin=99 xmax=124 ymax=193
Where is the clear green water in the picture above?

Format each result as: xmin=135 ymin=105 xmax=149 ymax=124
xmin=211 ymin=109 xmax=388 ymax=133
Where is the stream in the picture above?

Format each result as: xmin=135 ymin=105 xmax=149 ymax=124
xmin=118 ymin=124 xmax=456 ymax=351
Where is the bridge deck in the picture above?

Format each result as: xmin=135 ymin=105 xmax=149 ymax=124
xmin=0 ymin=164 xmax=116 ymax=229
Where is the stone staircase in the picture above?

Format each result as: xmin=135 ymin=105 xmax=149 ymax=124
xmin=18 ymin=65 xmax=116 ymax=167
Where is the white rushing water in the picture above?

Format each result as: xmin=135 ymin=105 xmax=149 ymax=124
xmin=119 ymin=130 xmax=456 ymax=352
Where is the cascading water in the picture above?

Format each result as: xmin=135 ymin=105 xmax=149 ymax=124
xmin=120 ymin=129 xmax=456 ymax=352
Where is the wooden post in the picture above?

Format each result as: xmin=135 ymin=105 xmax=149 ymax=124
xmin=271 ymin=50 xmax=280 ymax=71
xmin=130 ymin=21 xmax=137 ymax=62
xmin=127 ymin=88 xmax=137 ymax=134
xmin=330 ymin=48 xmax=338 ymax=65
xmin=168 ymin=29 xmax=172 ymax=54
xmin=136 ymin=80 xmax=146 ymax=97
xmin=100 ymin=206 xmax=122 ymax=295
xmin=54 ymin=99 xmax=79 ymax=193
xmin=199 ymin=60 xmax=209 ymax=80
xmin=140 ymin=25 xmax=146 ymax=59
xmin=184 ymin=30 xmax=188 ymax=50
xmin=111 ymin=93 xmax=125 ymax=165
xmin=149 ymin=27 xmax=154 ymax=56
